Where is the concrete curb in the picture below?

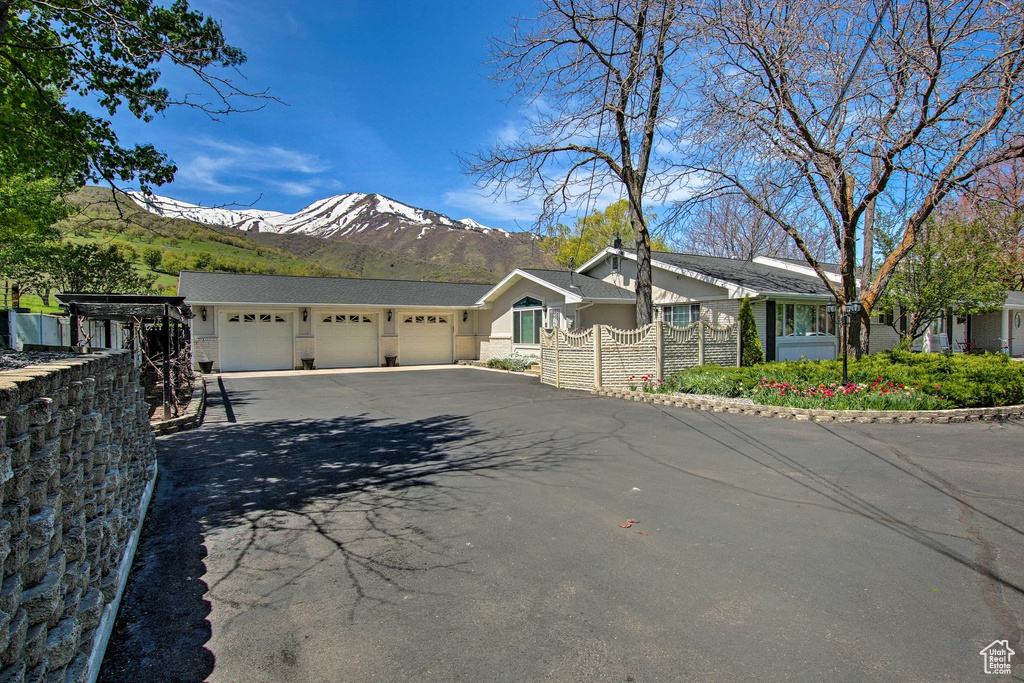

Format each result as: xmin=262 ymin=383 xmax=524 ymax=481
xmin=151 ymin=376 xmax=206 ymax=436
xmin=591 ymin=388 xmax=1024 ymax=424
xmin=86 ymin=462 xmax=158 ymax=683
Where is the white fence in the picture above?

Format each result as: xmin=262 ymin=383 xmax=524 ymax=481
xmin=4 ymin=311 xmax=131 ymax=351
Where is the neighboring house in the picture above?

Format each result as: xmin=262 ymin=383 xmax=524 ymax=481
xmin=958 ymin=290 xmax=1024 ymax=355
xmin=179 ymin=271 xmax=492 ymax=372
xmin=579 ymin=249 xmax=840 ymax=362
xmin=855 ymin=291 xmax=1024 ymax=356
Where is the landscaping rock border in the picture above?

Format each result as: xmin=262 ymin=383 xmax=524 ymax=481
xmin=592 ymin=388 xmax=1024 ymax=424
xmin=150 ymin=377 xmax=206 ymax=437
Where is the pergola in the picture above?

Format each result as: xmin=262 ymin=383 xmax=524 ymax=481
xmin=56 ymin=293 xmax=194 ymax=419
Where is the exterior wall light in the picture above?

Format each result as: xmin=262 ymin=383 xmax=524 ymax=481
xmin=200 ymin=307 xmax=207 ymax=322
xmin=463 ymin=310 xmax=468 ymax=323
xmin=302 ymin=308 xmax=308 ymax=322
xmin=387 ymin=309 xmax=393 ymax=322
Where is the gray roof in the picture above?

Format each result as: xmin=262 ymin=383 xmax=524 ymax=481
xmin=518 ymin=269 xmax=634 ymax=300
xmin=651 ymin=252 xmax=834 ymax=296
xmin=178 ymin=271 xmax=494 ymax=307
xmin=1006 ymin=290 xmax=1024 ymax=308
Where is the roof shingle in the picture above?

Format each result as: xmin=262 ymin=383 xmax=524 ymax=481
xmin=177 ymin=271 xmax=494 ymax=307
xmin=517 ymin=269 xmax=634 ymax=300
xmin=651 ymin=252 xmax=834 ymax=296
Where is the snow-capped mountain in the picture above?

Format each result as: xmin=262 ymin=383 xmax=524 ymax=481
xmin=127 ymin=190 xmax=554 ymax=276
xmin=128 ymin=191 xmax=507 ymax=240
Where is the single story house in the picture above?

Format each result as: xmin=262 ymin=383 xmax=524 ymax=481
xmin=178 ymin=252 xmax=1023 ymax=372
xmin=578 ymin=249 xmax=841 ymax=361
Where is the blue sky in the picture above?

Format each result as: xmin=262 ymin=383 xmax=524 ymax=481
xmin=108 ymin=0 xmax=542 ymax=230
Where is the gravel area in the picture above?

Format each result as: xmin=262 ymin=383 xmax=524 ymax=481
xmin=0 ymin=349 xmax=79 ymax=372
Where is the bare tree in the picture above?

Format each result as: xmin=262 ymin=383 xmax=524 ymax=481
xmin=466 ymin=0 xmax=688 ymax=326
xmin=674 ymin=192 xmax=835 ymax=260
xmin=675 ymin=0 xmax=1024 ymax=355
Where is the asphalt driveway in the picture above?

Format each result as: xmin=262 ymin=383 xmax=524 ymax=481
xmin=99 ymin=367 xmax=1023 ymax=682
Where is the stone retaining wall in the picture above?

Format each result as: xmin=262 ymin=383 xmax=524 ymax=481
xmin=593 ymin=387 xmax=1024 ymax=424
xmin=0 ymin=351 xmax=157 ymax=683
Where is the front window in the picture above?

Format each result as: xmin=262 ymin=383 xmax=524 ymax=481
xmin=776 ymin=303 xmax=836 ymax=336
xmin=513 ymin=296 xmax=543 ymax=344
xmin=662 ymin=304 xmax=701 ymax=327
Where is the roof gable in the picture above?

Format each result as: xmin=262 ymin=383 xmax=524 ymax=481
xmin=476 ymin=268 xmax=634 ymax=305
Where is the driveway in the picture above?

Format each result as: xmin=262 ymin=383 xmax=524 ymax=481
xmin=100 ymin=367 xmax=1023 ymax=682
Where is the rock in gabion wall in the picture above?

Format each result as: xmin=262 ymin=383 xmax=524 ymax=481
xmin=0 ymin=351 xmax=156 ymax=683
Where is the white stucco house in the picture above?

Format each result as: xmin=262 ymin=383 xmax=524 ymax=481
xmin=177 ymin=250 xmax=1023 ymax=372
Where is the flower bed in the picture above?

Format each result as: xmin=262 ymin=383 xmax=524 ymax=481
xmin=628 ymin=351 xmax=1024 ymax=410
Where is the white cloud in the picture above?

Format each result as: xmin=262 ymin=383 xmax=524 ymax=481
xmin=175 ymin=154 xmax=251 ymax=194
xmin=190 ymin=138 xmax=328 ymax=174
xmin=173 ymin=138 xmax=330 ymax=197
xmin=443 ymin=186 xmax=542 ymax=225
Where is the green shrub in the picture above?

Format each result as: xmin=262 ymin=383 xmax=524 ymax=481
xmin=739 ymin=297 xmax=763 ymax=366
xmin=486 ymin=353 xmax=539 ymax=372
xmin=660 ymin=367 xmax=753 ymax=397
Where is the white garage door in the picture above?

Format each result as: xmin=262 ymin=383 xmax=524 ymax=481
xmin=400 ymin=313 xmax=453 ymax=365
xmin=316 ymin=313 xmax=378 ymax=368
xmin=220 ymin=312 xmax=293 ymax=371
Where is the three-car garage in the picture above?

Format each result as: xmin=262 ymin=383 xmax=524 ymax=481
xmin=181 ymin=271 xmax=490 ymax=373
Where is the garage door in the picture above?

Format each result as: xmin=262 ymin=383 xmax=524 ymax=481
xmin=220 ymin=312 xmax=293 ymax=371
xmin=316 ymin=313 xmax=378 ymax=368
xmin=399 ymin=313 xmax=453 ymax=365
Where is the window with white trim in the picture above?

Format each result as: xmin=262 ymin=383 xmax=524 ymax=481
xmin=512 ymin=296 xmax=543 ymax=344
xmin=775 ymin=303 xmax=836 ymax=336
xmin=661 ymin=304 xmax=701 ymax=327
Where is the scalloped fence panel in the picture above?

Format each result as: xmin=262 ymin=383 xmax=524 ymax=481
xmin=0 ymin=351 xmax=157 ymax=683
xmin=541 ymin=322 xmax=739 ymax=391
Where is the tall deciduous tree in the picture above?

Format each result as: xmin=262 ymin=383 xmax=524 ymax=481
xmin=0 ymin=0 xmax=262 ymax=189
xmin=676 ymin=0 xmax=1024 ymax=355
xmin=46 ymin=242 xmax=155 ymax=294
xmin=674 ymin=193 xmax=835 ymax=261
xmin=468 ymin=0 xmax=687 ymax=326
xmin=543 ymin=199 xmax=667 ymax=268
xmin=874 ymin=215 xmax=1006 ymax=346
xmin=0 ymin=175 xmax=73 ymax=297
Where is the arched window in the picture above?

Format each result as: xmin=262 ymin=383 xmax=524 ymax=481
xmin=513 ymin=296 xmax=543 ymax=344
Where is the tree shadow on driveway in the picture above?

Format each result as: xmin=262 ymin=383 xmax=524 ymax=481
xmin=100 ymin=410 xmax=575 ymax=683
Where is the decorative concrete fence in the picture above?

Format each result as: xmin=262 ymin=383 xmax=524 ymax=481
xmin=0 ymin=351 xmax=157 ymax=683
xmin=540 ymin=321 xmax=740 ymax=391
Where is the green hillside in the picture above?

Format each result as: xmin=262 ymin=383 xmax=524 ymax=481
xmin=11 ymin=187 xmax=509 ymax=313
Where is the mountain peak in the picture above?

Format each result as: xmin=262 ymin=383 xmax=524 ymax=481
xmin=128 ymin=190 xmax=504 ymax=239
